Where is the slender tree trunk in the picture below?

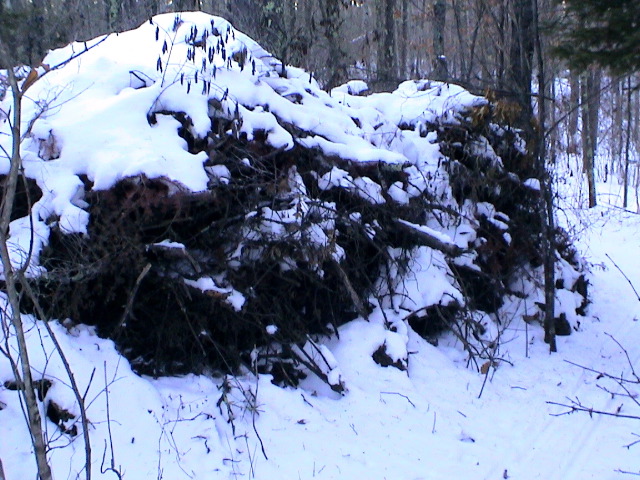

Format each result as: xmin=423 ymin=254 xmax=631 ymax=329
xmin=175 ymin=0 xmax=200 ymax=10
xmin=27 ymin=0 xmax=46 ymax=64
xmin=376 ymin=0 xmax=396 ymax=84
xmin=623 ymin=76 xmax=632 ymax=208
xmin=532 ymin=0 xmax=556 ymax=352
xmin=549 ymin=76 xmax=558 ymax=164
xmin=0 ymin=68 xmax=53 ymax=480
xmin=322 ymin=0 xmax=347 ymax=89
xmin=400 ymin=0 xmax=408 ymax=79
xmin=580 ymin=68 xmax=600 ymax=208
xmin=567 ymin=71 xmax=580 ymax=154
xmin=432 ymin=0 xmax=447 ymax=81
xmin=496 ymin=0 xmax=506 ymax=90
xmin=509 ymin=0 xmax=534 ymax=127
xmin=611 ymin=79 xmax=624 ymax=178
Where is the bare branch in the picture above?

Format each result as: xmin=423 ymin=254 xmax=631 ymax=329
xmin=606 ymin=253 xmax=640 ymax=303
xmin=547 ymin=399 xmax=640 ymax=420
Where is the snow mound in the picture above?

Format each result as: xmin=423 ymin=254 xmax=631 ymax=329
xmin=2 ymin=12 xmax=482 ymax=248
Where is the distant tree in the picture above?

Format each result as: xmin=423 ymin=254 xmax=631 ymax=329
xmin=321 ymin=0 xmax=349 ymax=89
xmin=551 ymin=0 xmax=639 ymax=208
xmin=554 ymin=0 xmax=640 ymax=74
xmin=508 ymin=0 xmax=534 ymax=130
xmin=175 ymin=0 xmax=201 ymax=10
xmin=375 ymin=0 xmax=396 ymax=86
xmin=432 ymin=0 xmax=447 ymax=80
xmin=580 ymin=68 xmax=600 ymax=208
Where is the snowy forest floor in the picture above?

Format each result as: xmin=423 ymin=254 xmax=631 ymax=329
xmin=0 ymin=179 xmax=638 ymax=480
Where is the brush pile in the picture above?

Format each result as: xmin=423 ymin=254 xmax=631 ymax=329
xmin=0 ymin=13 xmax=586 ymax=385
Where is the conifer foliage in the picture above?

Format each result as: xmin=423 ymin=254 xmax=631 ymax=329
xmin=554 ymin=0 xmax=640 ymax=73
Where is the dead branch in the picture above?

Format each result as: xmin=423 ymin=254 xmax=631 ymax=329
xmin=605 ymin=333 xmax=640 ymax=382
xmin=623 ymin=433 xmax=640 ymax=449
xmin=547 ymin=400 xmax=640 ymax=420
xmin=564 ymin=359 xmax=639 ymax=385
xmin=394 ymin=219 xmax=463 ymax=256
xmin=379 ymin=391 xmax=416 ymax=408
xmin=615 ymin=469 xmax=640 ymax=476
xmin=606 ymin=253 xmax=640 ymax=303
xmin=331 ymin=259 xmax=369 ymax=319
xmin=113 ymin=263 xmax=152 ymax=337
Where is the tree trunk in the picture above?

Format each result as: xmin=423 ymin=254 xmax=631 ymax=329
xmin=106 ymin=0 xmax=122 ymax=30
xmin=25 ymin=0 xmax=46 ymax=65
xmin=496 ymin=0 xmax=506 ymax=91
xmin=567 ymin=71 xmax=580 ymax=154
xmin=400 ymin=0 xmax=408 ymax=79
xmin=376 ymin=0 xmax=396 ymax=84
xmin=623 ymin=76 xmax=632 ymax=208
xmin=0 ymin=67 xmax=53 ymax=480
xmin=432 ymin=0 xmax=447 ymax=81
xmin=580 ymin=68 xmax=600 ymax=208
xmin=508 ymin=0 xmax=534 ymax=133
xmin=321 ymin=0 xmax=347 ymax=89
xmin=175 ymin=0 xmax=200 ymax=10
xmin=532 ymin=0 xmax=556 ymax=353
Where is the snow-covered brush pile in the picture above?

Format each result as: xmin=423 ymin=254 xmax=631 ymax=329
xmin=1 ymin=13 xmax=586 ymax=385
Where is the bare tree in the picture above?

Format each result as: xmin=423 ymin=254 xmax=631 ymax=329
xmin=376 ymin=0 xmax=396 ymax=86
xmin=581 ymin=67 xmax=601 ymax=208
xmin=1 ymin=37 xmax=100 ymax=480
xmin=532 ymin=0 xmax=557 ymax=352
xmin=508 ymin=0 xmax=534 ymax=128
xmin=321 ymin=0 xmax=348 ymax=89
xmin=432 ymin=0 xmax=447 ymax=80
xmin=0 ymin=58 xmax=53 ymax=480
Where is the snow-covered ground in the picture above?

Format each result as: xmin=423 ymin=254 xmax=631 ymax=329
xmin=1 ymin=12 xmax=639 ymax=480
xmin=0 ymin=188 xmax=638 ymax=479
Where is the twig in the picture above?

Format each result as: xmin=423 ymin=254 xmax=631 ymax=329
xmin=113 ymin=263 xmax=152 ymax=336
xmin=564 ymin=359 xmax=639 ymax=385
xmin=623 ymin=433 xmax=640 ymax=449
xmin=331 ymin=260 xmax=368 ymax=319
xmin=606 ymin=253 xmax=640 ymax=302
xmin=615 ymin=469 xmax=640 ymax=476
xmin=249 ymin=375 xmax=268 ymax=461
xmin=600 ymin=201 xmax=640 ymax=216
xmin=605 ymin=333 xmax=640 ymax=382
xmin=547 ymin=400 xmax=640 ymax=420
xmin=478 ymin=359 xmax=492 ymax=399
xmin=100 ymin=362 xmax=123 ymax=479
xmin=379 ymin=391 xmax=416 ymax=408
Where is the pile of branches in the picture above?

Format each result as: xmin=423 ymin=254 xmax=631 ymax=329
xmin=26 ymin=86 xmax=584 ymax=383
xmin=2 ymin=15 xmax=587 ymax=385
